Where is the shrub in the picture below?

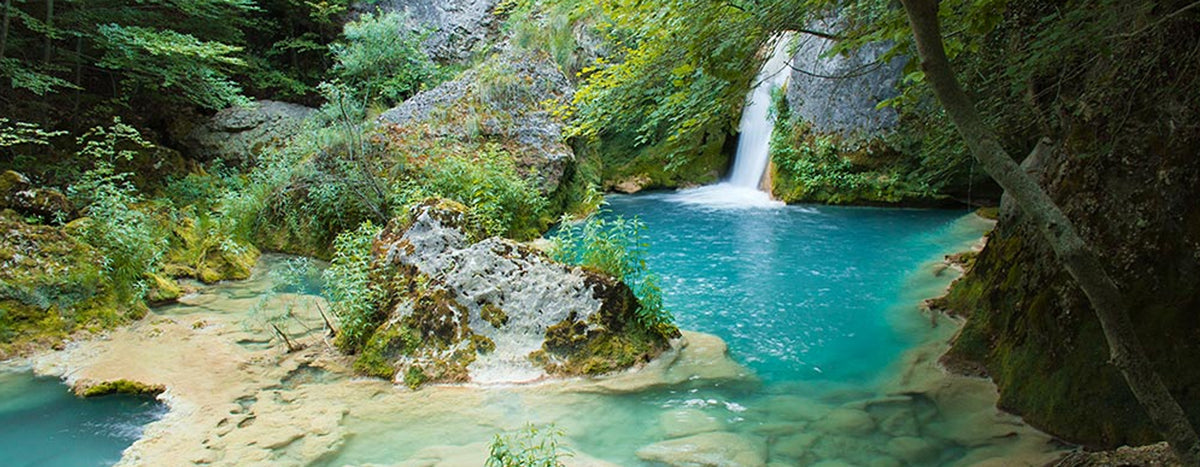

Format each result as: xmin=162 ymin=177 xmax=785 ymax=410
xmin=550 ymin=211 xmax=674 ymax=332
xmin=395 ymin=145 xmax=551 ymax=240
xmin=330 ymin=10 xmax=436 ymax=108
xmin=67 ymin=120 xmax=168 ymax=304
xmin=486 ymin=424 xmax=570 ymax=467
xmin=324 ymin=221 xmax=383 ymax=352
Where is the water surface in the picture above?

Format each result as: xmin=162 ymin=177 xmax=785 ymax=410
xmin=0 ymin=370 xmax=165 ymax=467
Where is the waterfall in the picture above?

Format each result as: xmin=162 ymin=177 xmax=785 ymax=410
xmin=671 ymin=34 xmax=793 ymax=209
xmin=728 ymin=35 xmax=794 ymax=189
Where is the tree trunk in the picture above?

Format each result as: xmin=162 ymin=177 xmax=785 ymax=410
xmin=42 ymin=0 xmax=54 ymax=64
xmin=898 ymin=0 xmax=1200 ymax=463
xmin=1 ymin=0 xmax=12 ymax=60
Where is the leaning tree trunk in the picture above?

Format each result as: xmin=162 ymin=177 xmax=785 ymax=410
xmin=898 ymin=0 xmax=1200 ymax=463
xmin=0 ymin=0 xmax=12 ymax=60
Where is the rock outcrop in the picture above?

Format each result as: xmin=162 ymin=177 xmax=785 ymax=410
xmin=182 ymin=100 xmax=314 ymax=166
xmin=378 ymin=49 xmax=576 ymax=195
xmin=938 ymin=86 xmax=1200 ymax=446
xmin=360 ymin=199 xmax=674 ymax=386
xmin=785 ymin=23 xmax=905 ymax=137
xmin=374 ymin=0 xmax=500 ymax=63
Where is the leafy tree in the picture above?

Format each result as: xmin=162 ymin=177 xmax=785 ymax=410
xmin=329 ymin=10 xmax=435 ymax=109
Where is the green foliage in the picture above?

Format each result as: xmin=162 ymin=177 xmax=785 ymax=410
xmin=66 ymin=120 xmax=167 ymax=304
xmin=324 ymin=221 xmax=383 ymax=352
xmin=563 ymin=0 xmax=772 ymax=175
xmin=550 ymin=211 xmax=673 ymax=332
xmin=95 ymin=24 xmax=249 ymax=110
xmin=330 ymin=10 xmax=436 ymax=108
xmin=486 ymin=424 xmax=570 ymax=467
xmin=769 ymin=116 xmax=938 ymax=205
xmin=397 ymin=146 xmax=550 ymax=240
xmin=0 ymin=118 xmax=67 ymax=147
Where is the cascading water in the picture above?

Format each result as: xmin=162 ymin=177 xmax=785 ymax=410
xmin=673 ymin=34 xmax=794 ymax=208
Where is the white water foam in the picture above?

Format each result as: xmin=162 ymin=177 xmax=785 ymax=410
xmin=670 ymin=183 xmax=784 ymax=209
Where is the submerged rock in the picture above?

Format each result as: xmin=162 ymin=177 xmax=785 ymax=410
xmin=361 ymin=199 xmax=674 ymax=386
xmin=636 ymin=431 xmax=768 ymax=467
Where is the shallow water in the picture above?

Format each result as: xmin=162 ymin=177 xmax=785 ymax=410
xmin=317 ymin=195 xmax=1063 ymax=466
xmin=0 ymin=370 xmax=165 ymax=467
xmin=8 ymin=195 xmax=1064 ymax=466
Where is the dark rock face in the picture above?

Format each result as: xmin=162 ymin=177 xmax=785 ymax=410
xmin=0 ymin=171 xmax=72 ymax=224
xmin=940 ymin=121 xmax=1200 ymax=447
xmin=360 ymin=199 xmax=672 ymax=386
xmin=786 ymin=22 xmax=905 ymax=137
xmin=373 ymin=0 xmax=500 ymax=62
xmin=182 ymin=100 xmax=314 ymax=165
xmin=378 ymin=50 xmax=576 ymax=194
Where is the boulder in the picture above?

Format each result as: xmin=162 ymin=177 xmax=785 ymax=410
xmin=183 ymin=100 xmax=314 ymax=166
xmin=378 ymin=50 xmax=575 ymax=194
xmin=660 ymin=409 xmax=725 ymax=438
xmin=363 ymin=199 xmax=674 ymax=386
xmin=0 ymin=170 xmax=72 ymax=224
xmin=636 ymin=432 xmax=768 ymax=467
xmin=812 ymin=408 xmax=876 ymax=437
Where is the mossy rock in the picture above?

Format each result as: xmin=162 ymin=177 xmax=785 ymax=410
xmin=0 ymin=215 xmax=135 ymax=356
xmin=145 ymin=273 xmax=183 ymax=305
xmin=0 ymin=170 xmax=73 ymax=224
xmin=75 ymin=379 xmax=166 ymax=398
xmin=162 ymin=214 xmax=260 ymax=284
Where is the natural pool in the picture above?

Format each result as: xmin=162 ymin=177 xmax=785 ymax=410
xmin=0 ymin=370 xmax=165 ymax=467
xmin=319 ymin=194 xmax=1064 ymax=466
xmin=6 ymin=193 xmax=1066 ymax=466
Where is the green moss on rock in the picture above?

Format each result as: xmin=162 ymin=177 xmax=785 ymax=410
xmin=76 ymin=379 xmax=166 ymax=398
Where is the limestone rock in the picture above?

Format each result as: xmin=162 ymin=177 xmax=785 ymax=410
xmin=786 ymin=19 xmax=904 ymax=136
xmin=636 ymin=432 xmax=768 ymax=467
xmin=813 ymin=408 xmax=876 ymax=436
xmin=374 ymin=0 xmax=500 ymax=62
xmin=183 ymin=100 xmax=314 ymax=166
xmin=366 ymin=199 xmax=673 ymax=385
xmin=771 ymin=431 xmax=819 ymax=459
xmin=885 ymin=436 xmax=939 ymax=464
xmin=582 ymin=331 xmax=755 ymax=394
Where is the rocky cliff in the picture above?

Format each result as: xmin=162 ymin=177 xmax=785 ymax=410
xmin=373 ymin=0 xmax=500 ymax=62
xmin=935 ymin=1 xmax=1200 ymax=446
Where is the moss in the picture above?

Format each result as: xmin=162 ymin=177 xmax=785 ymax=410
xmin=402 ymin=366 xmax=427 ymax=389
xmin=353 ymin=323 xmax=421 ymax=380
xmin=76 ymin=379 xmax=166 ymax=398
xmin=162 ymin=213 xmax=260 ymax=284
xmin=471 ymin=334 xmax=496 ymax=354
xmin=145 ymin=273 xmax=183 ymax=304
xmin=481 ymin=303 xmax=509 ymax=328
